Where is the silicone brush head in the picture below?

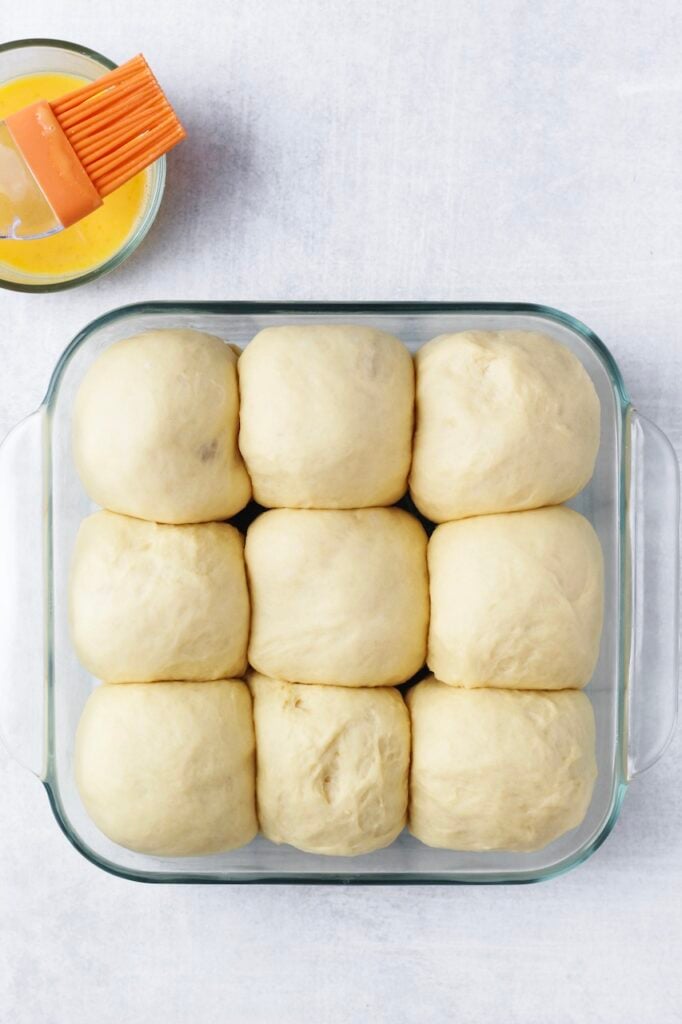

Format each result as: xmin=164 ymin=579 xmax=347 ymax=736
xmin=5 ymin=55 xmax=185 ymax=228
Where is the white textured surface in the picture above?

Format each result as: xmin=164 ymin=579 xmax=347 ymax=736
xmin=1 ymin=2 xmax=681 ymax=1022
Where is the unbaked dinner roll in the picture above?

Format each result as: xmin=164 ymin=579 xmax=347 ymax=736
xmin=73 ymin=328 xmax=251 ymax=524
xmin=75 ymin=680 xmax=257 ymax=856
xmin=249 ymin=672 xmax=410 ymax=855
xmin=408 ymin=679 xmax=597 ymax=852
xmin=428 ymin=506 xmax=603 ymax=689
xmin=70 ymin=511 xmax=250 ymax=682
xmin=238 ymin=324 xmax=414 ymax=508
xmin=246 ymin=508 xmax=429 ymax=687
xmin=410 ymin=330 xmax=600 ymax=522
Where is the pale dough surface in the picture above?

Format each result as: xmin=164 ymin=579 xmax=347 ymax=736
xmin=70 ymin=511 xmax=250 ymax=682
xmin=238 ymin=324 xmax=414 ymax=508
xmin=410 ymin=330 xmax=601 ymax=522
xmin=408 ymin=679 xmax=597 ymax=852
xmin=428 ymin=506 xmax=604 ymax=689
xmin=246 ymin=508 xmax=429 ymax=686
xmin=75 ymin=680 xmax=257 ymax=856
xmin=73 ymin=328 xmax=251 ymax=524
xmin=249 ymin=672 xmax=410 ymax=855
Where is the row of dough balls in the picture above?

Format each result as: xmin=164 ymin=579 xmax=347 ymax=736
xmin=75 ymin=675 xmax=597 ymax=857
xmin=73 ymin=325 xmax=601 ymax=524
xmin=70 ymin=504 xmax=603 ymax=691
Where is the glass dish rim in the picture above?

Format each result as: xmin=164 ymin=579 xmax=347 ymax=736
xmin=0 ymin=37 xmax=166 ymax=294
xmin=41 ymin=300 xmax=632 ymax=884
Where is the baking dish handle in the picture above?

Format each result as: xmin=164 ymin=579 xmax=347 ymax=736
xmin=626 ymin=409 xmax=680 ymax=779
xmin=0 ymin=409 xmax=47 ymax=779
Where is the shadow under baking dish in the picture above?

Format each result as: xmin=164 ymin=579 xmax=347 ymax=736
xmin=32 ymin=302 xmax=638 ymax=882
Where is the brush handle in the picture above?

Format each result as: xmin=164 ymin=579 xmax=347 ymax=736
xmin=0 ymin=121 xmax=62 ymax=240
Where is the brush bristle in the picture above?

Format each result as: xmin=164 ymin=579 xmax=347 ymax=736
xmin=51 ymin=55 xmax=185 ymax=197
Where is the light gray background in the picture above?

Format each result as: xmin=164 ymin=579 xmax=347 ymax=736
xmin=2 ymin=2 xmax=681 ymax=1022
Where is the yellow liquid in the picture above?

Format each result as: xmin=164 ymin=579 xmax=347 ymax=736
xmin=0 ymin=72 xmax=148 ymax=278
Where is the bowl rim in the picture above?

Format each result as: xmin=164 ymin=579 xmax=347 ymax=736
xmin=0 ymin=37 xmax=166 ymax=294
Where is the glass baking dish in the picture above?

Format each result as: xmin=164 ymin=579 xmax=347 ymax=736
xmin=0 ymin=301 xmax=678 ymax=884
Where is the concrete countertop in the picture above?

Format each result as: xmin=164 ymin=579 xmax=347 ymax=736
xmin=1 ymin=2 xmax=681 ymax=1021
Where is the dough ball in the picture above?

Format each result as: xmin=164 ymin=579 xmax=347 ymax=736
xmin=408 ymin=679 xmax=597 ymax=852
xmin=73 ymin=328 xmax=251 ymax=524
xmin=428 ymin=506 xmax=603 ymax=689
xmin=410 ymin=330 xmax=600 ymax=521
xmin=70 ymin=511 xmax=250 ymax=682
xmin=238 ymin=324 xmax=414 ymax=508
xmin=249 ymin=672 xmax=409 ymax=855
xmin=75 ymin=680 xmax=257 ymax=856
xmin=246 ymin=508 xmax=429 ymax=686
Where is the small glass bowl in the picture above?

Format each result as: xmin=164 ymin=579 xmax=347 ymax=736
xmin=0 ymin=38 xmax=166 ymax=292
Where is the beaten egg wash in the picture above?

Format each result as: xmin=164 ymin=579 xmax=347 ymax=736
xmin=0 ymin=72 xmax=148 ymax=277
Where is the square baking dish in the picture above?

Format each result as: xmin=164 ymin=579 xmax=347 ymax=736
xmin=0 ymin=301 xmax=678 ymax=884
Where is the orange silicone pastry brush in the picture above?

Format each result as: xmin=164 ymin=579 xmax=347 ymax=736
xmin=0 ymin=55 xmax=185 ymax=239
